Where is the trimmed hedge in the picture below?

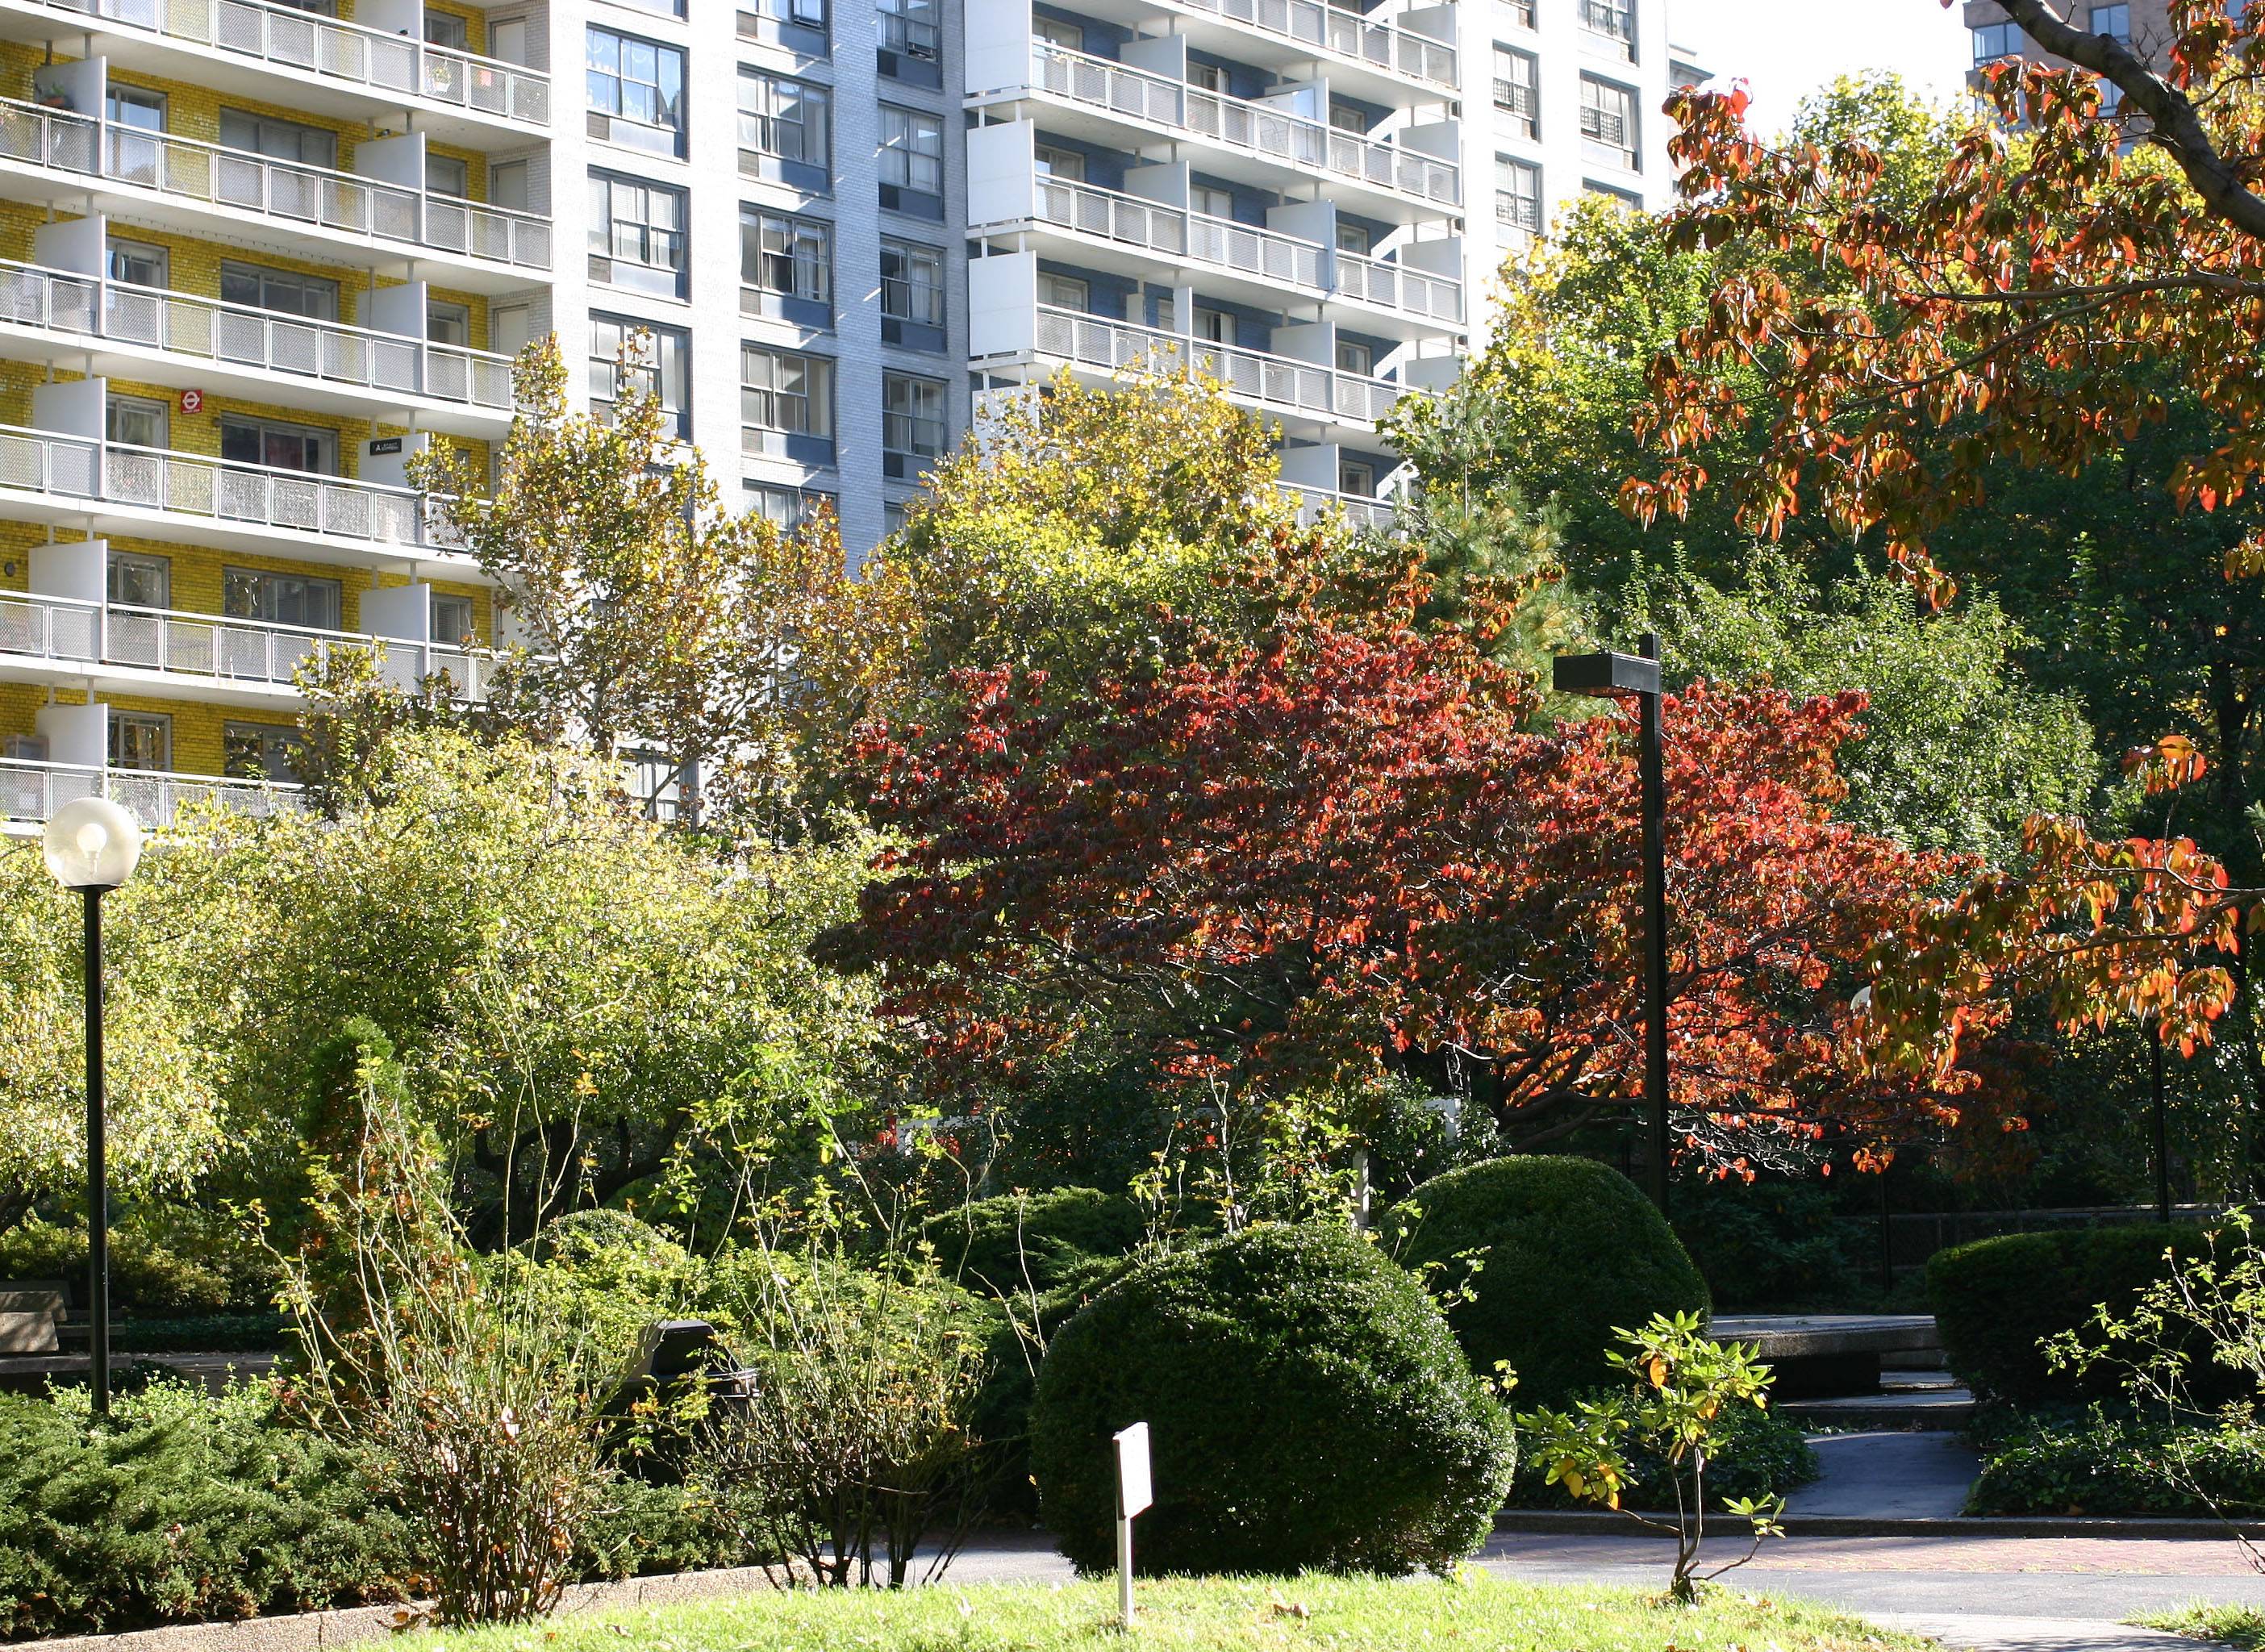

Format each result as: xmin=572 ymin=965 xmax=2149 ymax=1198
xmin=1030 ymin=1224 xmax=1516 ymax=1577
xmin=921 ymin=1187 xmax=1145 ymax=1299
xmin=1927 ymin=1224 xmax=2218 ymax=1406
xmin=1387 ymin=1158 xmax=1710 ymax=1408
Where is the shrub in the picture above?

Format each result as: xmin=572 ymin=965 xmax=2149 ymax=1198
xmin=1670 ymin=1178 xmax=1864 ymax=1311
xmin=920 ymin=1187 xmax=1145 ymax=1299
xmin=1927 ymin=1224 xmax=2217 ymax=1406
xmin=1505 ymin=1382 xmax=1817 ymax=1511
xmin=0 ymin=1382 xmax=412 ymax=1641
xmin=1030 ymin=1223 xmax=1516 ymax=1577
xmin=0 ymin=1220 xmax=231 ymax=1313
xmin=1387 ymin=1157 xmax=1710 ymax=1408
xmin=1966 ymin=1408 xmax=2265 ymax=1518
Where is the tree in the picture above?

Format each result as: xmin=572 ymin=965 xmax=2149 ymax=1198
xmin=1625 ymin=2 xmax=2265 ymax=1097
xmin=821 ymin=572 xmax=1975 ymax=1171
xmin=0 ymin=841 xmax=223 ymax=1235
xmin=160 ymin=728 xmax=880 ymax=1243
xmin=409 ymin=337 xmax=848 ymax=828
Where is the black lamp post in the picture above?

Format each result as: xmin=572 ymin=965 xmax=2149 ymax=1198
xmin=1553 ymin=634 xmax=1670 ymax=1213
xmin=41 ymin=795 xmax=145 ymax=1420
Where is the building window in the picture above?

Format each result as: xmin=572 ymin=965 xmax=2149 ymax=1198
xmin=1500 ymin=0 xmax=1535 ymax=27
xmin=747 ymin=482 xmax=837 ymax=529
xmin=2091 ymin=4 xmax=2130 ymax=40
xmin=1037 ymin=271 xmax=1088 ymax=311
xmin=879 ymin=104 xmax=945 ymax=215
xmin=589 ymin=171 xmax=689 ymax=297
xmin=1034 ymin=143 xmax=1086 ymax=182
xmin=1971 ymin=20 xmax=2021 ymax=64
xmin=880 ymin=239 xmax=945 ymax=327
xmin=1580 ymin=74 xmax=1640 ymax=169
xmin=428 ymin=300 xmax=470 ymax=344
xmin=1336 ymin=219 xmax=1372 ymax=255
xmin=222 ymin=414 xmax=336 ymax=473
xmin=490 ymin=158 xmax=531 ymax=211
xmin=106 ymin=394 xmax=169 ymax=450
xmin=106 ymin=236 xmax=168 ymax=288
xmin=1585 ymin=179 xmax=1645 ymax=210
xmin=1579 ymin=0 xmax=1635 ymax=60
xmin=740 ymin=0 xmax=828 ymax=51
xmin=423 ymin=11 xmax=469 ymax=48
xmin=586 ymin=24 xmax=686 ymax=156
xmin=223 ymin=721 xmax=305 ymax=782
xmin=1335 ymin=339 xmax=1374 ymax=377
xmin=1493 ymin=44 xmax=1538 ymax=137
xmin=427 ymin=151 xmax=470 ymax=198
xmin=224 ymin=566 xmax=342 ymax=631
xmin=1339 ymin=459 xmax=1375 ymax=496
xmin=611 ymin=0 xmax=686 ymax=15
xmin=739 ymin=69 xmax=832 ymax=181
xmin=589 ymin=314 xmax=691 ymax=438
xmin=110 ymin=711 xmax=171 ymax=774
xmin=740 ymin=344 xmax=835 ymax=461
xmin=433 ymin=592 xmax=478 ymax=645
xmin=878 ymin=0 xmax=941 ymax=63
xmin=219 ymin=108 xmax=336 ymax=166
xmin=106 ymin=550 xmax=171 ymax=609
xmin=882 ymin=500 xmax=911 ymax=538
xmin=1495 ymin=154 xmax=1542 ymax=236
xmin=742 ymin=206 xmax=833 ymax=322
xmin=219 ymin=261 xmax=339 ymax=320
xmin=1032 ymin=14 xmax=1083 ymax=50
xmin=882 ymin=371 xmax=945 ymax=473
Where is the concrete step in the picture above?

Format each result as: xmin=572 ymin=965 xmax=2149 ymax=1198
xmin=1782 ymin=1385 xmax=1977 ymax=1431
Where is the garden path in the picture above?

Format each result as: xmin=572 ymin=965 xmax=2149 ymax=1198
xmin=1788 ymin=1429 xmax=1983 ymax=1519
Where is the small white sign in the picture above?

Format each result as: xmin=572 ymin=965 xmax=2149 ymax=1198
xmin=1115 ymin=1421 xmax=1153 ymax=1518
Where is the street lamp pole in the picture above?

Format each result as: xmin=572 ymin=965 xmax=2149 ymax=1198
xmin=1554 ymin=636 xmax=1671 ymax=1212
xmin=42 ymin=795 xmax=145 ymax=1421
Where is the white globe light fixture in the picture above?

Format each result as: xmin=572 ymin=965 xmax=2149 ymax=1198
xmin=41 ymin=793 xmax=143 ymax=1420
xmin=42 ymin=795 xmax=144 ymax=891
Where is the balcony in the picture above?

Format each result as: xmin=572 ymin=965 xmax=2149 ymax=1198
xmin=0 ymin=0 xmax=549 ymax=144
xmin=0 ymin=261 xmax=519 ymax=434
xmin=1003 ymin=304 xmax=1409 ymax=431
xmin=0 ymin=754 xmax=301 ymax=829
xmin=1285 ymin=484 xmax=1403 ymax=533
xmin=0 ymin=424 xmax=450 ymax=565
xmin=0 ymin=98 xmax=550 ymax=288
xmin=1000 ymin=44 xmax=1459 ymax=215
xmin=0 ymin=590 xmax=501 ymax=706
xmin=1064 ymin=0 xmax=1454 ymax=97
xmin=982 ymin=175 xmax=1463 ymax=334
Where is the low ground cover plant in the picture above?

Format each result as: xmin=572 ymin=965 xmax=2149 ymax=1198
xmin=1031 ymin=1223 xmax=1516 ymax=1576
xmin=389 ymin=1574 xmax=1928 ymax=1652
xmin=1965 ymin=1406 xmax=2265 ymax=1518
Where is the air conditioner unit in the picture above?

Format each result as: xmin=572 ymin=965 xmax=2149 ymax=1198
xmin=4 ymin=735 xmax=50 ymax=761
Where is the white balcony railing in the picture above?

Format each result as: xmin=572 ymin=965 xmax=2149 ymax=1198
xmin=1024 ymin=44 xmax=1460 ymax=207
xmin=0 ymin=98 xmax=551 ymax=270
xmin=1170 ymin=0 xmax=1455 ymax=88
xmin=1031 ymin=305 xmax=1408 ymax=425
xmin=0 ymin=755 xmax=302 ymax=826
xmin=0 ymin=260 xmax=519 ymax=413
xmin=0 ymin=590 xmax=502 ymax=696
xmin=14 ymin=0 xmax=550 ymax=127
xmin=1287 ymin=485 xmax=1403 ymax=532
xmin=1013 ymin=177 xmax=1463 ymax=325
xmin=0 ymin=423 xmax=429 ymax=548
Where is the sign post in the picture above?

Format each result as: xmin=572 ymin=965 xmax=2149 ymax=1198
xmin=1113 ymin=1422 xmax=1152 ymax=1627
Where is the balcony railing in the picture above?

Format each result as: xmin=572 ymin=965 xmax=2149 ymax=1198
xmin=1012 ymin=176 xmax=1462 ymax=324
xmin=13 ymin=0 xmax=549 ymax=127
xmin=0 ymin=754 xmax=302 ymax=826
xmin=0 ymin=98 xmax=551 ymax=269
xmin=0 ymin=423 xmax=428 ymax=548
xmin=1286 ymin=485 xmax=1402 ymax=532
xmin=0 ymin=590 xmax=501 ymax=695
xmin=0 ymin=260 xmax=519 ymax=413
xmin=1165 ymin=0 xmax=1455 ymax=89
xmin=1031 ymin=305 xmax=1407 ymax=425
xmin=1024 ymin=44 xmax=1460 ymax=207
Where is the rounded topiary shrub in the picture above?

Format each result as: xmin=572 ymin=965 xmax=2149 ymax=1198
xmin=1387 ymin=1156 xmax=1710 ymax=1409
xmin=921 ymin=1187 xmax=1145 ymax=1298
xmin=1929 ymin=1224 xmax=2221 ymax=1407
xmin=1029 ymin=1223 xmax=1516 ymax=1577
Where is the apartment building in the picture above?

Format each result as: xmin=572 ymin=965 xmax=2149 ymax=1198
xmin=0 ymin=0 xmax=1695 ymax=834
xmin=1967 ymin=2 xmax=2159 ymax=81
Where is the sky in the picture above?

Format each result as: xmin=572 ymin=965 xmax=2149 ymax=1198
xmin=1676 ymin=0 xmax=1974 ymax=136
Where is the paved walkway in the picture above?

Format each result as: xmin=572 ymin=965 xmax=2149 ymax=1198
xmin=1788 ymin=1429 xmax=1983 ymax=1519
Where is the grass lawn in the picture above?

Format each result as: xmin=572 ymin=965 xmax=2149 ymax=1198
xmin=2131 ymin=1601 xmax=2265 ymax=1648
xmin=401 ymin=1575 xmax=1928 ymax=1652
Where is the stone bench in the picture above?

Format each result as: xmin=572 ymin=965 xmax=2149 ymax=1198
xmin=1710 ymin=1314 xmax=1943 ymax=1400
xmin=0 ymin=1284 xmax=65 ymax=1356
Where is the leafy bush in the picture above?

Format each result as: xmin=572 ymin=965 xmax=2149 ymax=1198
xmin=1966 ymin=1408 xmax=2265 ymax=1518
xmin=1927 ymin=1224 xmax=2217 ymax=1406
xmin=1387 ymin=1157 xmax=1710 ymax=1408
xmin=0 ymin=1382 xmax=412 ymax=1640
xmin=1030 ymin=1223 xmax=1516 ymax=1577
xmin=118 ymin=1313 xmax=289 ymax=1353
xmin=0 ymin=1220 xmax=231 ymax=1313
xmin=920 ymin=1187 xmax=1145 ymax=1299
xmin=1506 ymin=1382 xmax=1817 ymax=1511
xmin=1670 ymin=1179 xmax=1864 ymax=1311
xmin=514 ymin=1209 xmax=702 ymax=1370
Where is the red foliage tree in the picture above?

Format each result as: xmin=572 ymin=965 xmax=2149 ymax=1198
xmin=822 ymin=603 xmax=1975 ymax=1170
